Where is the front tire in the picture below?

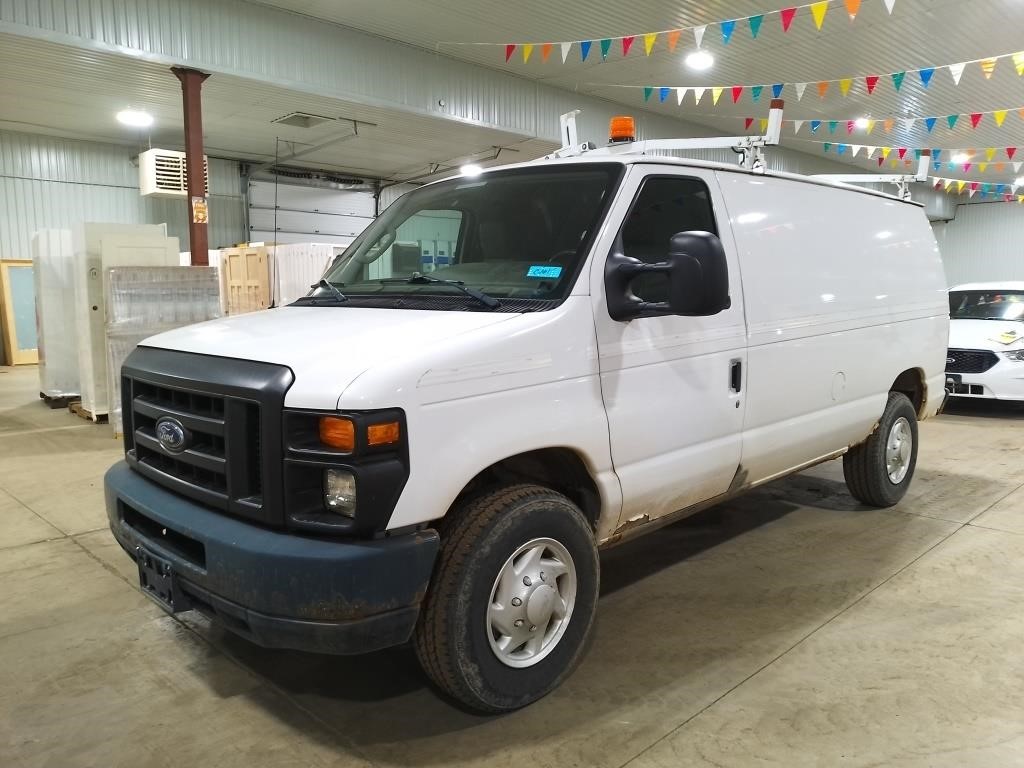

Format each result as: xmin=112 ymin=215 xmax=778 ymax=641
xmin=843 ymin=392 xmax=919 ymax=507
xmin=414 ymin=484 xmax=599 ymax=713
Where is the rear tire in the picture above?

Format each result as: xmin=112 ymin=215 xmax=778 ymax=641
xmin=414 ymin=484 xmax=599 ymax=713
xmin=843 ymin=392 xmax=919 ymax=507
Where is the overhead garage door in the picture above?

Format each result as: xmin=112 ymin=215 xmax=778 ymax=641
xmin=248 ymin=180 xmax=375 ymax=246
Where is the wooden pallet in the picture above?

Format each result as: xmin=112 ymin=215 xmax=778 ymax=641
xmin=39 ymin=391 xmax=77 ymax=410
xmin=68 ymin=400 xmax=108 ymax=424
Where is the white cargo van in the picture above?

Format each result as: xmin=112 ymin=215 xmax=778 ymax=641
xmin=105 ymin=111 xmax=949 ymax=713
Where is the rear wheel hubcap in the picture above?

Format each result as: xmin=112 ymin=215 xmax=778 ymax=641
xmin=885 ymin=416 xmax=913 ymax=484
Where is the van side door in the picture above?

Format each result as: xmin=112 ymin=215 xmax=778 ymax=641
xmin=590 ymin=165 xmax=747 ymax=531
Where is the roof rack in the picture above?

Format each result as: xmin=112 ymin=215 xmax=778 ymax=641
xmin=811 ymin=150 xmax=931 ymax=200
xmin=546 ymin=100 xmax=786 ymax=174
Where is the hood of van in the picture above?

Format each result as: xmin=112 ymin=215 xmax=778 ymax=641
xmin=140 ymin=306 xmax=519 ymax=408
xmin=948 ymin=318 xmax=1024 ymax=350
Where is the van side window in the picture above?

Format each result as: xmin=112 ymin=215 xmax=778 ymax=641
xmin=620 ymin=177 xmax=718 ymax=304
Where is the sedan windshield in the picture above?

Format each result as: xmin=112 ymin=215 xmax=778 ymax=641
xmin=317 ymin=164 xmax=622 ymax=309
xmin=949 ymin=290 xmax=1024 ymax=321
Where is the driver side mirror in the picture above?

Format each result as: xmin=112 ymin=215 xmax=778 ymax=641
xmin=605 ymin=230 xmax=730 ymax=321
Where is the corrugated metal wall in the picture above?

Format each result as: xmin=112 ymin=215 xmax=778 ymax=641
xmin=0 ymin=130 xmax=245 ymax=258
xmin=931 ymin=202 xmax=1024 ymax=286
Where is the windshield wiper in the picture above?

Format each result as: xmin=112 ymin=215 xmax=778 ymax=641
xmin=376 ymin=273 xmax=501 ymax=309
xmin=309 ymin=278 xmax=348 ymax=303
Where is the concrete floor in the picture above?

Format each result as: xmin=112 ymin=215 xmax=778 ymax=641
xmin=1 ymin=364 xmax=1023 ymax=768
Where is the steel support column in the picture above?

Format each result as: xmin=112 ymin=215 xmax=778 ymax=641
xmin=172 ymin=66 xmax=210 ymax=265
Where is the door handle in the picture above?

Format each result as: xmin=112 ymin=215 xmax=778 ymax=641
xmin=730 ymin=360 xmax=742 ymax=393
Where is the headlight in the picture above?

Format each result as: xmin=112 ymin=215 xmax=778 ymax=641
xmin=324 ymin=468 xmax=356 ymax=517
xmin=1002 ymin=350 xmax=1024 ymax=362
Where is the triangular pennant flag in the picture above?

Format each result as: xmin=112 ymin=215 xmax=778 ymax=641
xmin=845 ymin=0 xmax=861 ymax=19
xmin=891 ymin=71 xmax=906 ymax=91
xmin=760 ymin=118 xmax=769 ymax=133
xmin=913 ymin=149 xmax=922 ymax=159
xmin=823 ymin=142 xmax=832 ymax=152
xmin=810 ymin=1 xmax=828 ymax=29
xmin=712 ymin=86 xmax=724 ymax=105
xmin=944 ymin=179 xmax=953 ymax=190
xmin=996 ymin=183 xmax=1005 ymax=194
xmin=934 ymin=162 xmax=942 ymax=173
xmin=957 ymin=180 xmax=965 ymax=193
xmin=898 ymin=147 xmax=908 ymax=159
xmin=866 ymin=146 xmax=877 ymax=158
xmin=851 ymin=144 xmax=862 ymax=157
xmin=933 ymin=149 xmax=942 ymax=161
xmin=865 ymin=75 xmax=879 ymax=94
xmin=980 ymin=163 xmax=989 ymax=173
xmin=781 ymin=7 xmax=797 ymax=31
xmin=948 ymin=62 xmax=966 ymax=85
xmin=932 ymin=178 xmax=942 ymax=190
xmin=540 ymin=43 xmax=553 ymax=62
xmin=1019 ymin=195 xmax=1024 ymax=203
xmin=919 ymin=68 xmax=935 ymax=87
xmin=828 ymin=120 xmax=838 ymax=134
xmin=793 ymin=120 xmax=805 ymax=133
xmin=1014 ymin=52 xmax=1024 ymax=76
xmin=772 ymin=83 xmax=784 ymax=98
xmin=882 ymin=146 xmax=892 ymax=160
xmin=817 ymin=81 xmax=830 ymax=98
xmin=732 ymin=85 xmax=744 ymax=103
xmin=751 ymin=85 xmax=763 ymax=102
xmin=964 ymin=163 xmax=972 ymax=172
xmin=667 ymin=30 xmax=681 ymax=51
xmin=505 ymin=44 xmax=517 ymax=62
xmin=795 ymin=82 xmax=808 ymax=100
xmin=925 ymin=117 xmax=937 ymax=132
xmin=1008 ymin=147 xmax=1017 ymax=160
xmin=749 ymin=15 xmax=764 ymax=38
xmin=676 ymin=87 xmax=688 ymax=105
xmin=840 ymin=78 xmax=853 ymax=96
xmin=643 ymin=87 xmax=653 ymax=102
xmin=560 ymin=42 xmax=571 ymax=62
xmin=693 ymin=87 xmax=706 ymax=104
xmin=883 ymin=118 xmax=894 ymax=133
xmin=745 ymin=118 xmax=755 ymax=131
xmin=969 ymin=189 xmax=977 ymax=198
xmin=580 ymin=41 xmax=592 ymax=61
xmin=659 ymin=86 xmax=670 ymax=103
xmin=947 ymin=114 xmax=959 ymax=129
xmin=720 ymin=20 xmax=735 ymax=46
xmin=971 ymin=182 xmax=979 ymax=191
xmin=890 ymin=160 xmax=898 ymax=168
xmin=994 ymin=110 xmax=1008 ymax=127
xmin=810 ymin=120 xmax=821 ymax=133
xmin=846 ymin=120 xmax=855 ymax=134
xmin=693 ymin=26 xmax=706 ymax=48
xmin=1015 ymin=162 xmax=1023 ymax=172
xmin=522 ymin=44 xmax=534 ymax=63
xmin=902 ymin=118 xmax=916 ymax=131
xmin=866 ymin=120 xmax=876 ymax=134
xmin=970 ymin=113 xmax=983 ymax=128
xmin=883 ymin=0 xmax=896 ymax=13
xmin=599 ymin=39 xmax=611 ymax=59
xmin=985 ymin=148 xmax=996 ymax=161
xmin=877 ymin=157 xmax=884 ymax=167
xmin=643 ymin=33 xmax=657 ymax=56
xmin=982 ymin=183 xmax=991 ymax=194
xmin=980 ymin=58 xmax=997 ymax=79
xmin=621 ymin=36 xmax=635 ymax=56
xmin=837 ymin=144 xmax=847 ymax=155
xmin=995 ymin=162 xmax=1005 ymax=172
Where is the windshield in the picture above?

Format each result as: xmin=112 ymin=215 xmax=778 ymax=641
xmin=949 ymin=290 xmax=1024 ymax=321
xmin=318 ymin=164 xmax=622 ymax=310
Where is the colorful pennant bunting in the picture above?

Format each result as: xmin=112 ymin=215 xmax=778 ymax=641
xmin=721 ymin=19 xmax=736 ymax=44
xmin=749 ymin=15 xmax=764 ymax=38
xmin=780 ymin=7 xmax=797 ymax=32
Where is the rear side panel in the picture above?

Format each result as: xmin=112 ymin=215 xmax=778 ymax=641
xmin=717 ymin=172 xmax=948 ymax=483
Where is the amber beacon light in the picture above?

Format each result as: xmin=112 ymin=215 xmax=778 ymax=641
xmin=609 ymin=115 xmax=636 ymax=143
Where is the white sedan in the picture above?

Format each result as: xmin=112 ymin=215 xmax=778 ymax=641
xmin=946 ymin=282 xmax=1024 ymax=401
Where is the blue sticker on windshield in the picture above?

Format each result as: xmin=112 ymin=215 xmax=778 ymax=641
xmin=526 ymin=265 xmax=563 ymax=279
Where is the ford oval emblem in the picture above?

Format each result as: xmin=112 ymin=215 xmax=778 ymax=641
xmin=155 ymin=416 xmax=190 ymax=454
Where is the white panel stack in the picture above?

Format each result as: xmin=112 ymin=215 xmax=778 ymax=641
xmin=269 ymin=242 xmax=338 ymax=305
xmin=32 ymin=229 xmax=79 ymax=401
xmin=73 ymin=223 xmax=180 ymax=419
xmin=105 ymin=266 xmax=221 ymax=436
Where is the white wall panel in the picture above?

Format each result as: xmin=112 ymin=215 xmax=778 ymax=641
xmin=0 ymin=130 xmax=245 ymax=259
xmin=933 ymin=202 xmax=1024 ymax=286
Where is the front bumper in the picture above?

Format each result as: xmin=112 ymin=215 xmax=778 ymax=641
xmin=945 ymin=359 xmax=1024 ymax=402
xmin=105 ymin=461 xmax=439 ymax=655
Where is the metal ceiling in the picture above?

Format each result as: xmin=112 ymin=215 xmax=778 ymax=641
xmin=252 ymin=0 xmax=1024 ymax=186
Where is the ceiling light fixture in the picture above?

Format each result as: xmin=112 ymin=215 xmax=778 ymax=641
xmin=854 ymin=117 xmax=870 ymax=129
xmin=116 ymin=109 xmax=154 ymax=128
xmin=951 ymin=152 xmax=972 ymax=164
xmin=459 ymin=163 xmax=483 ymax=177
xmin=685 ymin=50 xmax=714 ymax=71
xmin=1015 ymin=176 xmax=1024 ymax=187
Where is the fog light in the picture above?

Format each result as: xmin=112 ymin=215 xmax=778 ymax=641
xmin=1002 ymin=350 xmax=1024 ymax=362
xmin=324 ymin=469 xmax=356 ymax=517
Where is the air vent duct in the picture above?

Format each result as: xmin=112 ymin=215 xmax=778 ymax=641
xmin=138 ymin=149 xmax=209 ymax=198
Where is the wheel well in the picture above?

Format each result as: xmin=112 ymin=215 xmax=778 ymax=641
xmin=891 ymin=368 xmax=925 ymax=415
xmin=453 ymin=448 xmax=602 ymax=531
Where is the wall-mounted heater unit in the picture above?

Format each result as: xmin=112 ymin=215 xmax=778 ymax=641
xmin=138 ymin=148 xmax=209 ymax=198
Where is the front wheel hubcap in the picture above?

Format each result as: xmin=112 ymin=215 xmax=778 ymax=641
xmin=487 ymin=537 xmax=577 ymax=668
xmin=885 ymin=416 xmax=913 ymax=484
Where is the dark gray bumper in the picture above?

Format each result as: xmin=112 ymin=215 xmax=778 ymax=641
xmin=105 ymin=461 xmax=439 ymax=655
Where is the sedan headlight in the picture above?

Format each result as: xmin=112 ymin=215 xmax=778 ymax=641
xmin=1002 ymin=350 xmax=1024 ymax=362
xmin=324 ymin=468 xmax=357 ymax=517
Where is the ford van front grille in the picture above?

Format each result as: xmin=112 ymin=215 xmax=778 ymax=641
xmin=945 ymin=349 xmax=999 ymax=374
xmin=120 ymin=348 xmax=293 ymax=527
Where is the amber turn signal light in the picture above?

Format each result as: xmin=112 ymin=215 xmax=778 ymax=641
xmin=319 ymin=417 xmax=355 ymax=451
xmin=609 ymin=115 xmax=636 ymax=143
xmin=367 ymin=421 xmax=401 ymax=446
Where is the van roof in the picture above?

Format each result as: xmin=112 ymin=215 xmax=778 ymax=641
xmin=950 ymin=282 xmax=1024 ymax=292
xmin=453 ymin=154 xmax=924 ymax=207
